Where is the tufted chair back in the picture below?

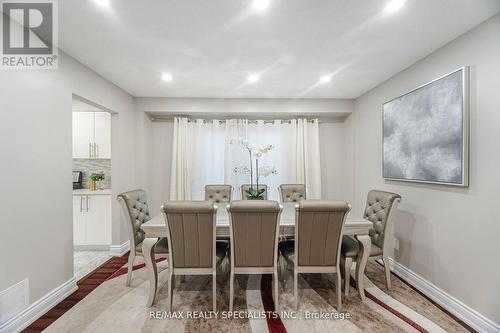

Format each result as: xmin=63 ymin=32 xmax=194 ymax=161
xmin=117 ymin=189 xmax=151 ymax=249
xmin=241 ymin=184 xmax=268 ymax=200
xmin=279 ymin=184 xmax=306 ymax=202
xmin=204 ymin=185 xmax=232 ymax=203
xmin=364 ymin=190 xmax=401 ymax=249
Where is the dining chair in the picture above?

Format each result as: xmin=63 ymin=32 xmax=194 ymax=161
xmin=280 ymin=200 xmax=351 ymax=310
xmin=341 ymin=190 xmax=401 ymax=295
xmin=204 ymin=184 xmax=233 ymax=203
xmin=205 ymin=185 xmax=233 ymax=246
xmin=227 ymin=200 xmax=282 ymax=311
xmin=240 ymin=184 xmax=268 ymax=200
xmin=278 ymin=184 xmax=306 ymax=202
xmin=162 ymin=201 xmax=228 ymax=311
xmin=117 ymin=189 xmax=168 ymax=286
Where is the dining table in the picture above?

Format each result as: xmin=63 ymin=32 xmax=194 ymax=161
xmin=140 ymin=202 xmax=373 ymax=307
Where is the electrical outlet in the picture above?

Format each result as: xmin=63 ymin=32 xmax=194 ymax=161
xmin=393 ymin=238 xmax=400 ymax=251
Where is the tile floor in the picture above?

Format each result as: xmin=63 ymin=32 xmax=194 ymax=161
xmin=74 ymin=250 xmax=111 ymax=281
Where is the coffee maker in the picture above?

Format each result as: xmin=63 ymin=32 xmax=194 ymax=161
xmin=73 ymin=171 xmax=83 ymax=189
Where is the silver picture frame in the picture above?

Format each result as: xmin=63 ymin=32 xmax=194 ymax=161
xmin=382 ymin=67 xmax=470 ymax=187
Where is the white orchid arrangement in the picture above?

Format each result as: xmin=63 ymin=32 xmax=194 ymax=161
xmin=257 ymin=165 xmax=278 ymax=177
xmin=230 ymin=138 xmax=277 ymax=199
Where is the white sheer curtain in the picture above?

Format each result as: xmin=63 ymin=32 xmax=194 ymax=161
xmin=224 ymin=119 xmax=248 ymax=188
xmin=169 ymin=117 xmax=321 ymax=200
xmin=169 ymin=117 xmax=191 ymax=200
xmin=296 ymin=118 xmax=322 ymax=199
xmin=189 ymin=119 xmax=226 ymax=199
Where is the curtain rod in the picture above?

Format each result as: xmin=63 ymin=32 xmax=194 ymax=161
xmin=188 ymin=119 xmax=317 ymax=124
xmin=151 ymin=117 xmax=319 ymax=124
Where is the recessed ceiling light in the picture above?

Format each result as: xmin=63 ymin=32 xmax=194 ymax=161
xmin=319 ymin=75 xmax=331 ymax=84
xmin=161 ymin=73 xmax=173 ymax=82
xmin=384 ymin=0 xmax=405 ymax=14
xmin=93 ymin=0 xmax=111 ymax=8
xmin=247 ymin=74 xmax=260 ymax=84
xmin=253 ymin=0 xmax=270 ymax=11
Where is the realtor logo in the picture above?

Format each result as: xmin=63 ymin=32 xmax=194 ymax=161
xmin=1 ymin=0 xmax=58 ymax=69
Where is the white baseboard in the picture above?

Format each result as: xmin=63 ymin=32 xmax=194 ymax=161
xmin=109 ymin=240 xmax=130 ymax=257
xmin=74 ymin=244 xmax=109 ymax=251
xmin=0 ymin=277 xmax=77 ymax=333
xmin=388 ymin=258 xmax=500 ymax=333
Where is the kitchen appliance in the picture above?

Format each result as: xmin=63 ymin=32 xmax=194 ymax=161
xmin=73 ymin=171 xmax=83 ymax=189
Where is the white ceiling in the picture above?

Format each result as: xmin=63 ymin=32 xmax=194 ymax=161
xmin=59 ymin=0 xmax=500 ymax=98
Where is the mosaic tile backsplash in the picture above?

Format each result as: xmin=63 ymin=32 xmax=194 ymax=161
xmin=73 ymin=159 xmax=111 ymax=189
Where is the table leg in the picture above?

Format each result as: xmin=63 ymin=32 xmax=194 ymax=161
xmin=354 ymin=235 xmax=371 ymax=301
xmin=143 ymin=237 xmax=159 ymax=307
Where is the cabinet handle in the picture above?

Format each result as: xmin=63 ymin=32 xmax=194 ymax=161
xmin=86 ymin=195 xmax=90 ymax=212
xmin=80 ymin=196 xmax=84 ymax=212
xmin=89 ymin=142 xmax=92 ymax=158
xmin=96 ymin=144 xmax=99 ymax=158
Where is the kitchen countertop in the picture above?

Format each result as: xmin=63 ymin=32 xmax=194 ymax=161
xmin=73 ymin=189 xmax=112 ymax=196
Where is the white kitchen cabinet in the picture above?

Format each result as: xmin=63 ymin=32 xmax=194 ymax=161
xmin=73 ymin=193 xmax=111 ymax=247
xmin=73 ymin=195 xmax=87 ymax=245
xmin=72 ymin=111 xmax=111 ymax=159
xmin=94 ymin=112 xmax=111 ymax=159
xmin=85 ymin=195 xmax=111 ymax=245
xmin=72 ymin=112 xmax=94 ymax=159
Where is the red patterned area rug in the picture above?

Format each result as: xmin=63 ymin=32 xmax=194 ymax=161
xmin=23 ymin=254 xmax=473 ymax=333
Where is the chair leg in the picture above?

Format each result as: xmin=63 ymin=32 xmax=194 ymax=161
xmin=167 ymin=271 xmax=174 ymax=311
xmin=294 ymin=270 xmax=298 ymax=310
xmin=383 ymin=255 xmax=392 ymax=290
xmin=229 ymin=271 xmax=235 ymax=311
xmin=221 ymin=256 xmax=228 ymax=274
xmin=278 ymin=255 xmax=286 ymax=283
xmin=344 ymin=257 xmax=353 ymax=296
xmin=273 ymin=270 xmax=279 ymax=310
xmin=212 ymin=272 xmax=217 ymax=311
xmin=336 ymin=270 xmax=342 ymax=311
xmin=125 ymin=253 xmax=135 ymax=286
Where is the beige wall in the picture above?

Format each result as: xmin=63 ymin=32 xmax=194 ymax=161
xmin=148 ymin=121 xmax=174 ymax=212
xmin=319 ymin=116 xmax=354 ymax=202
xmin=353 ymin=14 xmax=500 ymax=325
xmin=0 ymin=51 xmax=136 ymax=308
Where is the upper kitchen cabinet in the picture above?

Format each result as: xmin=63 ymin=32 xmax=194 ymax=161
xmin=72 ymin=111 xmax=111 ymax=159
xmin=72 ymin=112 xmax=94 ymax=159
xmin=94 ymin=112 xmax=111 ymax=159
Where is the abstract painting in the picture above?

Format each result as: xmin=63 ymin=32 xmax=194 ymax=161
xmin=383 ymin=67 xmax=469 ymax=186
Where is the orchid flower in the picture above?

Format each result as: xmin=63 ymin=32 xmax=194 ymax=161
xmin=233 ymin=165 xmax=251 ymax=175
xmin=258 ymin=165 xmax=277 ymax=177
xmin=231 ymin=139 xmax=277 ymax=199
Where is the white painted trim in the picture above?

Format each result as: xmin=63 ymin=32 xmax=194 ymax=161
xmin=0 ymin=277 xmax=77 ymax=333
xmin=109 ymin=240 xmax=130 ymax=257
xmin=74 ymin=244 xmax=109 ymax=251
xmin=388 ymin=258 xmax=500 ymax=333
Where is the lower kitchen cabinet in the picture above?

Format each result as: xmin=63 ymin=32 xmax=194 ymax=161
xmin=73 ymin=195 xmax=87 ymax=245
xmin=73 ymin=193 xmax=111 ymax=247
